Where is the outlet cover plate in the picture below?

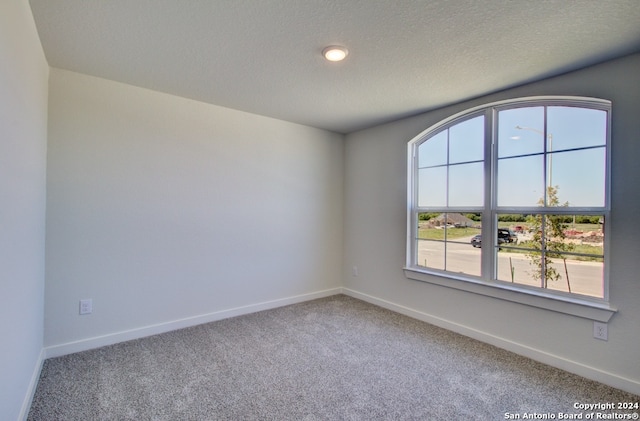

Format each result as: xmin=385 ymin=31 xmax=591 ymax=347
xmin=593 ymin=321 xmax=608 ymax=341
xmin=79 ymin=299 xmax=93 ymax=315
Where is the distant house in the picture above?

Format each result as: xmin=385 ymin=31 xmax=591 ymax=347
xmin=430 ymin=213 xmax=476 ymax=228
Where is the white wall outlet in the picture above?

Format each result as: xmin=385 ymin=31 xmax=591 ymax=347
xmin=352 ymin=266 xmax=358 ymax=277
xmin=79 ymin=299 xmax=93 ymax=315
xmin=593 ymin=321 xmax=608 ymax=341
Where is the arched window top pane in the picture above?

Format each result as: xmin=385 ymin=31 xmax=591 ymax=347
xmin=449 ymin=115 xmax=484 ymax=164
xmin=498 ymin=107 xmax=544 ymax=158
xmin=551 ymin=148 xmax=606 ymax=207
xmin=418 ymin=130 xmax=447 ymax=168
xmin=548 ymin=106 xmax=607 ymax=151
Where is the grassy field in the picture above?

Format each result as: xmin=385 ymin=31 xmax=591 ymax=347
xmin=417 ymin=226 xmax=480 ymax=241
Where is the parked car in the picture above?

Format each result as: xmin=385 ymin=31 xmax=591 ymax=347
xmin=498 ymin=228 xmax=517 ymax=243
xmin=470 ymin=229 xmax=516 ymax=248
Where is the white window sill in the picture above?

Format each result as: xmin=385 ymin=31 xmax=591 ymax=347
xmin=403 ymin=267 xmax=617 ymax=322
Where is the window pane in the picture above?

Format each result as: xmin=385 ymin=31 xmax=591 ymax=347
xmin=418 ymin=130 xmax=447 ymax=168
xmin=494 ymin=214 xmax=604 ymax=298
xmin=548 ymin=107 xmax=607 ymax=151
xmin=418 ymin=167 xmax=446 ymax=207
xmin=497 ymin=155 xmax=544 ymax=207
xmin=549 ymin=148 xmax=606 ymax=207
xmin=449 ymin=162 xmax=483 ymax=206
xmin=417 ymin=240 xmax=445 ymax=270
xmin=449 ymin=116 xmax=484 ymax=164
xmin=498 ymin=107 xmax=544 ymax=158
xmin=446 ymin=240 xmax=482 ymax=277
xmin=417 ymin=213 xmax=482 ymax=276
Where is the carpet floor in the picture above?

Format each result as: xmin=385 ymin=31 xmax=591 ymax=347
xmin=28 ymin=295 xmax=638 ymax=420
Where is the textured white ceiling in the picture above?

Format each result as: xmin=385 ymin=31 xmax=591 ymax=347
xmin=29 ymin=0 xmax=640 ymax=133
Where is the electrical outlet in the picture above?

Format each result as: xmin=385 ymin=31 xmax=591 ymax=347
xmin=352 ymin=266 xmax=359 ymax=277
xmin=79 ymin=299 xmax=93 ymax=315
xmin=593 ymin=321 xmax=608 ymax=341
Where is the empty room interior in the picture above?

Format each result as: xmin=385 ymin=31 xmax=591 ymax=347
xmin=3 ymin=1 xmax=640 ymax=419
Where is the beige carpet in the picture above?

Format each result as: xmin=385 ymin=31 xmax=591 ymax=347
xmin=28 ymin=295 xmax=639 ymax=420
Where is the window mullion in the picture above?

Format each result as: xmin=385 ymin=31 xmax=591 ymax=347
xmin=543 ymin=105 xmax=550 ymax=199
xmin=444 ymin=129 xmax=450 ymax=270
xmin=482 ymin=108 xmax=495 ymax=280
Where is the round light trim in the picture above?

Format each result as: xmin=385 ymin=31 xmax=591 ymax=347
xmin=322 ymin=46 xmax=348 ymax=62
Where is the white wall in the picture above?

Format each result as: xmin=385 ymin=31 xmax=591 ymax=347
xmin=0 ymin=1 xmax=49 ymax=419
xmin=344 ymin=53 xmax=640 ymax=395
xmin=45 ymin=69 xmax=344 ymax=352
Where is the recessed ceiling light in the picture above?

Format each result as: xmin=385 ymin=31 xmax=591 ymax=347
xmin=322 ymin=45 xmax=348 ymax=62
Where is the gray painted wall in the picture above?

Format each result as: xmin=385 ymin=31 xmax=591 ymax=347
xmin=343 ymin=53 xmax=640 ymax=394
xmin=0 ymin=1 xmax=49 ymax=419
xmin=44 ymin=69 xmax=344 ymax=351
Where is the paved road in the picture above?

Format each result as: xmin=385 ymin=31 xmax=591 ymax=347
xmin=417 ymin=237 xmax=603 ymax=298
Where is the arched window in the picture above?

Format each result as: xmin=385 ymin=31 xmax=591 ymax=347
xmin=406 ymin=97 xmax=610 ymax=307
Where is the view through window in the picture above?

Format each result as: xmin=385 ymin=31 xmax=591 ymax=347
xmin=408 ymin=97 xmax=610 ymax=301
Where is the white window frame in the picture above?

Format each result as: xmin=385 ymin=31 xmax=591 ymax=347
xmin=404 ymin=96 xmax=616 ymax=322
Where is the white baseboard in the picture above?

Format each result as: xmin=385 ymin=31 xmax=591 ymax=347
xmin=19 ymin=348 xmax=45 ymax=421
xmin=45 ymin=287 xmax=342 ymax=359
xmin=342 ymin=287 xmax=640 ymax=396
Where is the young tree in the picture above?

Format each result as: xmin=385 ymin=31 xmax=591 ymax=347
xmin=526 ymin=186 xmax=574 ymax=288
